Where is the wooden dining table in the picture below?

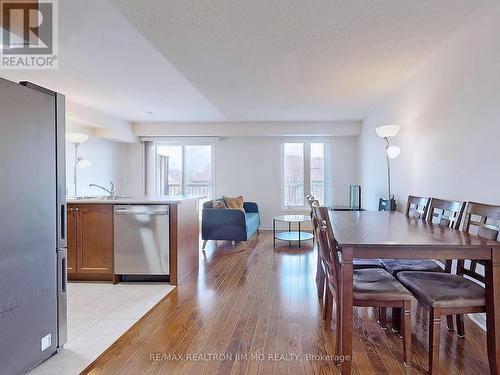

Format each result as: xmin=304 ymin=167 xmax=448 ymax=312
xmin=328 ymin=210 xmax=500 ymax=374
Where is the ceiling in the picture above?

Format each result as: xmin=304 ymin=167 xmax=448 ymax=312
xmin=1 ymin=0 xmax=492 ymax=123
xmin=0 ymin=0 xmax=224 ymax=122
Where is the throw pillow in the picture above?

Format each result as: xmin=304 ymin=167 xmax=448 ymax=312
xmin=224 ymin=196 xmax=245 ymax=211
xmin=212 ymin=200 xmax=226 ymax=209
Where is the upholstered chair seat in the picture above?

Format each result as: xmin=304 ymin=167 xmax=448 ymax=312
xmin=354 ymin=258 xmax=383 ymax=269
xmin=397 ymin=271 xmax=485 ymax=309
xmin=353 ymin=268 xmax=415 ymax=303
xmin=380 ymin=259 xmax=443 ymax=276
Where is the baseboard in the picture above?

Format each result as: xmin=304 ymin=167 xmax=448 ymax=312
xmin=68 ymin=273 xmax=114 ymax=282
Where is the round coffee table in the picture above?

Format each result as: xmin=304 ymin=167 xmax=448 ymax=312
xmin=273 ymin=214 xmax=314 ymax=247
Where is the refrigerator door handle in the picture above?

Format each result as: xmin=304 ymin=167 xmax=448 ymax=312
xmin=60 ymin=203 xmax=66 ymax=241
xmin=57 ymin=249 xmax=68 ymax=348
xmin=61 ymin=254 xmax=67 ymax=293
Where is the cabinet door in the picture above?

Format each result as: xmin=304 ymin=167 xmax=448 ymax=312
xmin=77 ymin=204 xmax=113 ymax=274
xmin=67 ymin=204 xmax=77 ymax=274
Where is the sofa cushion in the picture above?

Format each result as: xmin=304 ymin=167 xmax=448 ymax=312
xmin=212 ymin=200 xmax=226 ymax=209
xmin=204 ymin=198 xmax=226 ymax=209
xmin=224 ymin=195 xmax=245 ymax=211
xmin=245 ymin=212 xmax=260 ymax=239
xmin=380 ymin=259 xmax=443 ymax=276
xmin=397 ymin=271 xmax=485 ymax=308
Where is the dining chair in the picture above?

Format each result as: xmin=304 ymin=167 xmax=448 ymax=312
xmin=380 ymin=197 xmax=465 ymax=331
xmin=454 ymin=202 xmax=500 ymax=336
xmin=380 ymin=196 xmax=458 ymax=276
xmin=312 ymin=205 xmax=415 ymax=367
xmin=406 ymin=195 xmax=430 ymax=219
xmin=396 ymin=201 xmax=499 ymax=374
xmin=313 ymin=197 xmax=381 ymax=300
xmin=426 ymin=197 xmax=466 ymax=229
xmin=310 ymin=198 xmax=326 ymax=299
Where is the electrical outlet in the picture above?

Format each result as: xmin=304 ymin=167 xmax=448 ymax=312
xmin=41 ymin=333 xmax=51 ymax=351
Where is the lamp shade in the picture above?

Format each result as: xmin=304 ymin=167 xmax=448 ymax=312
xmin=386 ymin=145 xmax=401 ymax=159
xmin=66 ymin=133 xmax=89 ymax=144
xmin=376 ymin=125 xmax=400 ymax=138
xmin=76 ymin=158 xmax=91 ymax=169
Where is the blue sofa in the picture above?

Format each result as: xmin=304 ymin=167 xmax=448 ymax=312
xmin=202 ymin=199 xmax=260 ymax=248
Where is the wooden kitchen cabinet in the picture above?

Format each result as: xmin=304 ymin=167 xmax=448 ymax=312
xmin=67 ymin=203 xmax=114 ymax=281
xmin=66 ymin=198 xmax=201 ymax=285
xmin=78 ymin=204 xmax=113 ymax=274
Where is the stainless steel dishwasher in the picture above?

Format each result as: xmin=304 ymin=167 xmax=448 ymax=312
xmin=114 ymin=205 xmax=170 ymax=275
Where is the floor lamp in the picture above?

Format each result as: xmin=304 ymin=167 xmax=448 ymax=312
xmin=375 ymin=125 xmax=400 ymax=211
xmin=66 ymin=133 xmax=91 ymax=197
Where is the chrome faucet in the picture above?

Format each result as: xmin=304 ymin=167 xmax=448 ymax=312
xmin=89 ymin=182 xmax=116 ymax=199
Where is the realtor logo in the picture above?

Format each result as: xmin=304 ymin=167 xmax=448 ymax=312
xmin=0 ymin=0 xmax=58 ymax=69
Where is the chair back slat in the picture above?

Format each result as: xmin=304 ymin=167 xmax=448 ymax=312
xmin=312 ymin=205 xmax=334 ymax=243
xmin=307 ymin=194 xmax=317 ymax=206
xmin=462 ymin=202 xmax=500 ymax=241
xmin=425 ymin=198 xmax=465 ymax=271
xmin=312 ymin=206 xmax=341 ymax=287
xmin=458 ymin=202 xmax=500 ymax=284
xmin=426 ymin=198 xmax=466 ymax=230
xmin=311 ymin=206 xmax=331 ymax=261
xmin=308 ymin=197 xmax=319 ymax=218
xmin=458 ymin=261 xmax=486 ymax=284
xmin=406 ymin=195 xmax=429 ymax=219
xmin=478 ymin=225 xmax=499 ymax=241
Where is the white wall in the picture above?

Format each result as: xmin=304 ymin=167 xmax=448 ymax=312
xmin=64 ymin=102 xmax=135 ymax=197
xmin=215 ymin=137 xmax=279 ymax=228
xmin=332 ymin=136 xmax=358 ymax=207
xmin=358 ymin=3 xmax=500 ymax=211
xmin=125 ymin=142 xmax=145 ymax=197
xmin=66 ymin=137 xmax=129 ymax=197
xmin=212 ymin=136 xmax=358 ymax=228
xmin=123 ymin=135 xmax=358 ymax=228
xmin=67 ymin=101 xmax=136 ymax=143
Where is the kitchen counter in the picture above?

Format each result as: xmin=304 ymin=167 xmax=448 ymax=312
xmin=67 ymin=195 xmax=202 ymax=285
xmin=67 ymin=195 xmax=205 ymax=204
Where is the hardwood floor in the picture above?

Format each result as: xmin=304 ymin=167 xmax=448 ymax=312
xmin=82 ymin=231 xmax=489 ymax=374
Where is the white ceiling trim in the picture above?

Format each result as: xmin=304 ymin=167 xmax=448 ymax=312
xmin=133 ymin=121 xmax=361 ymax=138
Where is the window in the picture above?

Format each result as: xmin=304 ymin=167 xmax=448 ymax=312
xmin=283 ymin=143 xmax=305 ymax=206
xmin=282 ymin=142 xmax=331 ymax=208
xmin=156 ymin=145 xmax=182 ymax=195
xmin=184 ymin=145 xmax=212 ymax=197
xmin=147 ymin=141 xmax=214 ymax=210
xmin=310 ymin=143 xmax=325 ymax=205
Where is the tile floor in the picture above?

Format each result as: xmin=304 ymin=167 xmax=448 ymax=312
xmin=28 ymin=282 xmax=175 ymax=375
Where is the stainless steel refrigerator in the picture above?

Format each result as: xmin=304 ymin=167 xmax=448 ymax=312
xmin=0 ymin=78 xmax=67 ymax=374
